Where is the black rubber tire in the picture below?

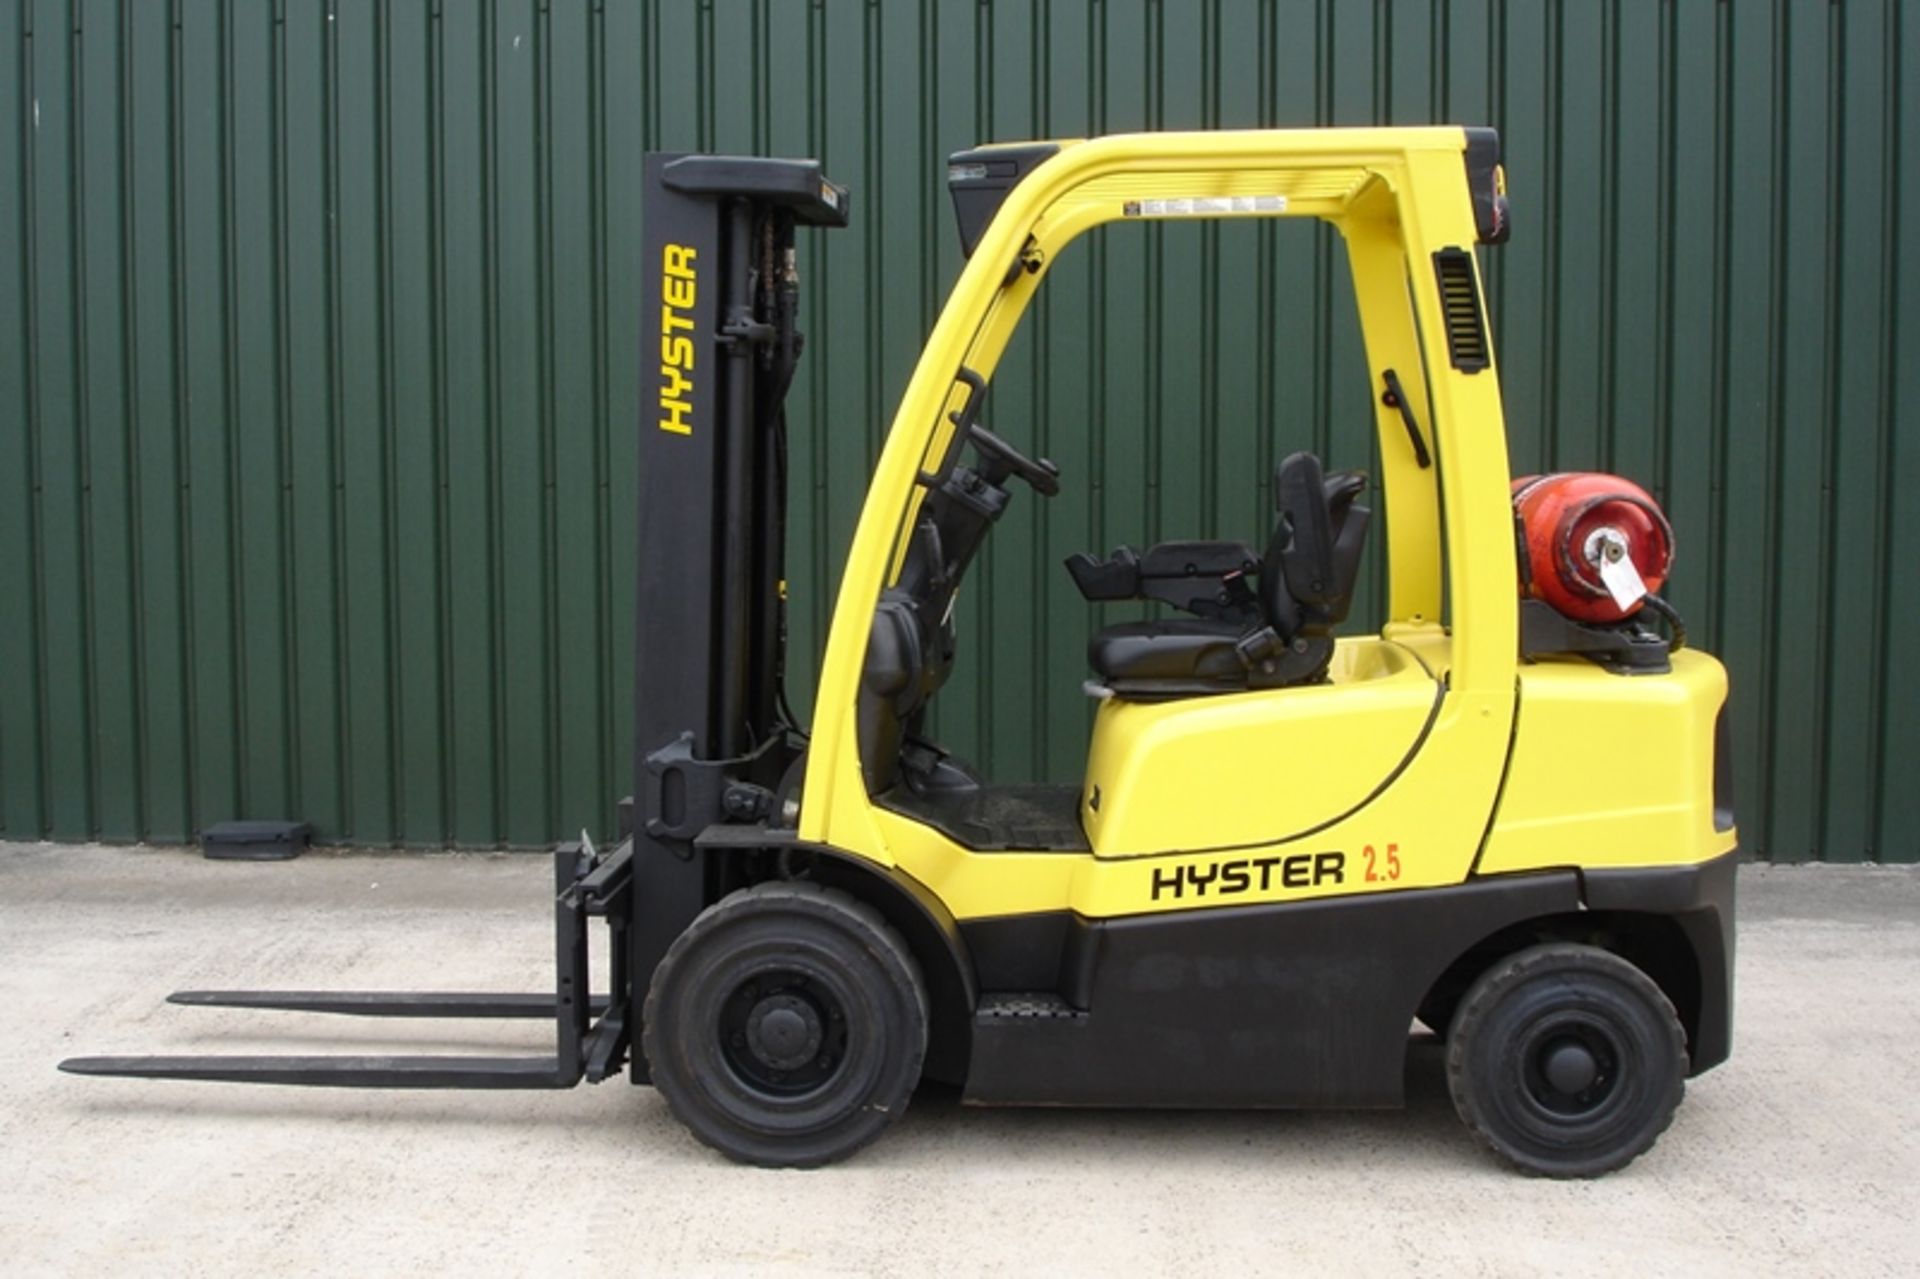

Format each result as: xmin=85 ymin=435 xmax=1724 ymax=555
xmin=642 ymin=880 xmax=928 ymax=1168
xmin=1446 ymin=942 xmax=1687 ymax=1178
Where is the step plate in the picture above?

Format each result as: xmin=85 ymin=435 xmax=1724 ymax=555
xmin=975 ymin=992 xmax=1087 ymax=1021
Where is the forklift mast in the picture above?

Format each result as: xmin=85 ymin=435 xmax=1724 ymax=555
xmin=630 ymin=155 xmax=849 ymax=1040
xmin=58 ymin=155 xmax=855 ymax=1095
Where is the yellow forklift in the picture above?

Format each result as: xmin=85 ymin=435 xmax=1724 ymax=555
xmin=64 ymin=128 xmax=1736 ymax=1178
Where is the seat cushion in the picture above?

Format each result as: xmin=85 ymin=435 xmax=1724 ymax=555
xmin=1087 ymin=618 xmax=1251 ymax=687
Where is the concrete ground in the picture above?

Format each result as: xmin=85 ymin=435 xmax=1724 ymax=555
xmin=1 ymin=845 xmax=1916 ymax=1277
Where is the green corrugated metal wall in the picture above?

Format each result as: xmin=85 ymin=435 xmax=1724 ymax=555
xmin=3 ymin=0 xmax=1916 ymax=860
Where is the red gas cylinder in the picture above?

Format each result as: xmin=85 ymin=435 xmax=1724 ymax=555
xmin=1511 ymin=473 xmax=1674 ymax=624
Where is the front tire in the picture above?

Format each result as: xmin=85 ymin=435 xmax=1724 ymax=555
xmin=642 ymin=880 xmax=928 ymax=1168
xmin=1447 ymin=942 xmax=1686 ymax=1178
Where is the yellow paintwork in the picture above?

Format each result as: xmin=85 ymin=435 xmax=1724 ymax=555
xmin=1081 ymin=637 xmax=1438 ymax=857
xmin=1480 ymin=650 xmax=1737 ymax=874
xmin=792 ymin=127 xmax=1734 ymax=924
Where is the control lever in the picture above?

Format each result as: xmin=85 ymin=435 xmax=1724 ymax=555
xmin=966 ymin=421 xmax=1061 ymax=496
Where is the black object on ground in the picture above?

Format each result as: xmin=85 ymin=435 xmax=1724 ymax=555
xmin=199 ymin=820 xmax=312 ymax=862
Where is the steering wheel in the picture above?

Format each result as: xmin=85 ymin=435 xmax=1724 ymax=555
xmin=968 ymin=422 xmax=1062 ymax=497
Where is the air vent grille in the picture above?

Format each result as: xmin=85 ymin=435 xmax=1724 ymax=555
xmin=1433 ymin=248 xmax=1490 ymax=373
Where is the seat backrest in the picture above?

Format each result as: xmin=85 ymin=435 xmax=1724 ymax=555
xmin=1259 ymin=452 xmax=1371 ymax=637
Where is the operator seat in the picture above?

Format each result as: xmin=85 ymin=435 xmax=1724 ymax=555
xmin=1082 ymin=452 xmax=1370 ymax=699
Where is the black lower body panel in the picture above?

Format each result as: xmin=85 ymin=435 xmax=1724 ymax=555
xmin=1584 ymin=846 xmax=1739 ymax=1075
xmin=963 ymin=871 xmax=1583 ymax=1108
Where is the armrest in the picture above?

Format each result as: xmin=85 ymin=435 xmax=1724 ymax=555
xmin=1135 ymin=540 xmax=1259 ymax=580
xmin=1065 ymin=540 xmax=1260 ymax=619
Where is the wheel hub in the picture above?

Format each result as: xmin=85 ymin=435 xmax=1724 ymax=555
xmin=1522 ymin=1021 xmax=1621 ymax=1117
xmin=1542 ymin=1039 xmax=1599 ymax=1095
xmin=745 ymin=993 xmax=824 ymax=1072
xmin=718 ymin=969 xmax=849 ymax=1096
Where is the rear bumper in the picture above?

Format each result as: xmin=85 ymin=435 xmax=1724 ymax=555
xmin=1584 ymin=846 xmax=1739 ymax=1076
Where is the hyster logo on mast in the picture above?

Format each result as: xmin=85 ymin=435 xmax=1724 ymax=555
xmin=658 ymin=244 xmax=698 ymax=434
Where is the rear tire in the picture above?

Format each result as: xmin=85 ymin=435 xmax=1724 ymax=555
xmin=642 ymin=880 xmax=927 ymax=1168
xmin=1446 ymin=942 xmax=1686 ymax=1178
